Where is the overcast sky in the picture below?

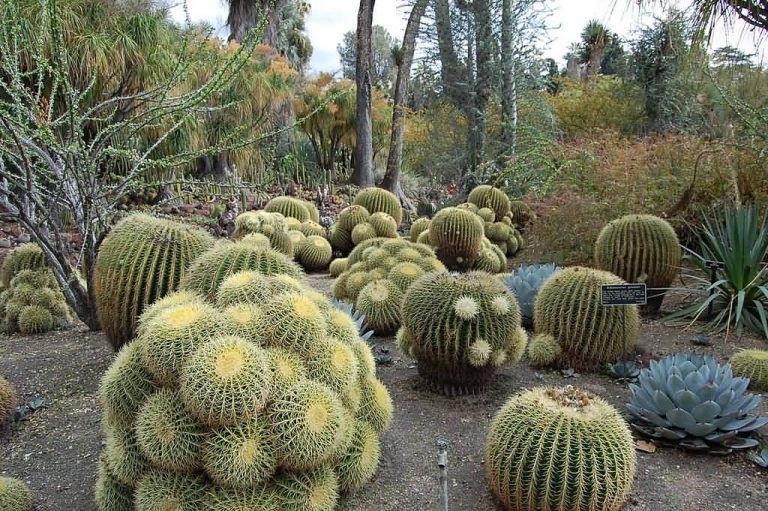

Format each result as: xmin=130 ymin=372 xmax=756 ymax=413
xmin=174 ymin=1 xmax=766 ymax=74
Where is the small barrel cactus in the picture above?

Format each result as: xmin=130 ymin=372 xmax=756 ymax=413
xmin=409 ymin=217 xmax=431 ymax=242
xmin=299 ymin=220 xmax=325 ymax=238
xmin=526 ymin=334 xmax=561 ymax=368
xmin=297 ymin=236 xmax=333 ymax=271
xmin=329 ymin=258 xmax=348 ymax=278
xmin=595 ymin=214 xmax=681 ymax=313
xmin=627 ymin=353 xmax=768 ymax=453
xmin=0 ymin=476 xmax=34 ymax=511
xmin=264 ymin=196 xmax=311 ymax=222
xmin=355 ymin=279 xmax=403 ymax=336
xmin=353 ymin=188 xmax=403 ymax=224
xmin=337 ymin=205 xmax=370 ymax=232
xmin=399 ymin=272 xmax=526 ymax=395
xmin=534 ymin=267 xmax=639 ymax=370
xmin=429 ymin=207 xmax=485 ymax=270
xmin=351 ymin=223 xmax=378 ymax=245
xmin=328 ymin=224 xmax=354 ymax=254
xmin=1 ymin=269 xmax=71 ymax=336
xmin=0 ymin=375 xmax=17 ymax=428
xmin=467 ymin=185 xmax=511 ymax=219
xmin=94 ymin=214 xmax=214 ymax=350
xmin=0 ymin=243 xmax=47 ymax=289
xmin=730 ymin=350 xmax=768 ymax=391
xmin=501 ymin=263 xmax=559 ymax=327
xmin=486 ymin=386 xmax=636 ymax=511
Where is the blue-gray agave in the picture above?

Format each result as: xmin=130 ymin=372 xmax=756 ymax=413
xmin=502 ymin=263 xmax=559 ymax=327
xmin=627 ymin=353 xmax=768 ymax=453
xmin=331 ymin=298 xmax=374 ymax=342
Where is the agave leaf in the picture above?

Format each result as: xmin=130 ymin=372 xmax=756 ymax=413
xmin=705 ymin=430 xmax=737 ymax=443
xmin=719 ymin=416 xmax=760 ymax=432
xmin=652 ymin=390 xmax=676 ymax=414
xmin=667 ymin=408 xmax=697 ymax=429
xmin=629 ymin=385 xmax=657 ymax=412
xmin=678 ymin=437 xmax=711 ymax=451
xmin=737 ymin=416 xmax=768 ymax=433
xmin=722 ymin=437 xmax=760 ymax=450
xmin=657 ymin=426 xmax=687 ymax=440
xmin=678 ymin=361 xmax=698 ymax=377
xmin=684 ymin=370 xmax=706 ymax=392
xmin=672 ymin=389 xmax=701 ymax=410
xmin=697 ymin=383 xmax=717 ymax=403
xmin=667 ymin=373 xmax=686 ymax=395
xmin=691 ymin=401 xmax=721 ymax=423
xmin=715 ymin=389 xmax=735 ymax=409
xmin=685 ymin=422 xmax=718 ymax=437
xmin=627 ymin=404 xmax=670 ymax=428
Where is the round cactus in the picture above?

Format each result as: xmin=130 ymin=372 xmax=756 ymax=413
xmin=456 ymin=202 xmax=479 ymax=214
xmin=400 ymin=272 xmax=526 ymax=394
xmin=409 ymin=218 xmax=431 ymax=242
xmin=0 ymin=476 xmax=34 ymax=511
xmin=305 ymin=338 xmax=359 ymax=394
xmin=17 ymin=305 xmax=54 ymax=334
xmin=509 ymin=200 xmax=533 ymax=226
xmin=351 ymin=223 xmax=377 ymax=245
xmin=337 ymin=205 xmax=370 ymax=232
xmin=0 ymin=376 xmax=17 ymax=428
xmin=429 ymin=207 xmax=485 ymax=270
xmin=298 ymin=236 xmax=333 ymax=271
xmin=388 ymin=262 xmax=425 ymax=292
xmin=104 ymin=422 xmax=150 ymax=487
xmin=335 ymin=420 xmax=381 ymax=492
xmin=367 ymin=212 xmax=398 ymax=238
xmin=216 ymin=271 xmax=274 ymax=307
xmin=467 ymin=185 xmax=511 ymax=219
xmin=416 ymin=230 xmax=431 ymax=245
xmin=203 ymin=417 xmax=276 ymax=488
xmin=356 ymin=376 xmax=393 ymax=433
xmin=264 ymin=196 xmax=311 ymax=222
xmin=300 ymin=221 xmax=326 ymax=238
xmin=304 ymin=200 xmax=321 ymax=223
xmin=355 ymin=280 xmax=403 ymax=336
xmin=526 ymin=334 xmax=561 ymax=368
xmin=595 ymin=214 xmax=681 ymax=313
xmin=286 ymin=217 xmax=303 ymax=231
xmin=272 ymin=465 xmax=338 ymax=511
xmin=0 ymin=243 xmax=47 ymax=289
xmin=259 ymin=293 xmax=326 ymax=356
xmin=485 ymin=386 xmax=636 ymax=511
xmin=287 ymin=231 xmax=306 ymax=255
xmin=180 ymin=243 xmax=302 ymax=301
xmin=477 ymin=207 xmax=496 ymax=222
xmin=346 ymin=238 xmax=388 ymax=265
xmin=329 ymin=258 xmax=348 ymax=278
xmin=730 ymin=350 xmax=768 ymax=391
xmin=100 ymin=342 xmax=157 ymax=426
xmin=133 ymin=471 xmax=207 ymax=511
xmin=534 ymin=267 xmax=640 ymax=370
xmin=94 ymin=214 xmax=215 ymax=350
xmin=328 ymin=224 xmax=354 ymax=254
xmin=353 ymin=188 xmax=403 ymax=224
xmin=95 ymin=459 xmax=133 ymax=511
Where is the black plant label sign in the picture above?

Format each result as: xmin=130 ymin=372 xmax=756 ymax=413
xmin=601 ymin=284 xmax=647 ymax=306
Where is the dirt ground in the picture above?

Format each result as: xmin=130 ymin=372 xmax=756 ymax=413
xmin=0 ymin=273 xmax=766 ymax=511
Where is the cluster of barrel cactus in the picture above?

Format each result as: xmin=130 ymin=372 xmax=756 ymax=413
xmin=233 ymin=210 xmax=296 ymax=257
xmin=398 ymin=272 xmax=527 ymax=395
xmin=486 ymin=386 xmax=636 ymax=511
xmin=533 ymin=267 xmax=640 ymax=370
xmin=0 ymin=375 xmax=17 ymax=428
xmin=0 ymin=243 xmax=48 ymax=289
xmin=0 ymin=269 xmax=71 ymax=335
xmin=412 ymin=186 xmax=524 ymax=272
xmin=97 ymin=263 xmax=392 ymax=510
xmin=94 ymin=214 xmax=215 ymax=350
xmin=730 ymin=350 xmax=768 ymax=391
xmin=595 ymin=214 xmax=681 ymax=312
xmin=331 ymin=238 xmax=444 ymax=336
xmin=0 ymin=476 xmax=34 ymax=511
xmin=328 ymin=189 xmax=403 ymax=256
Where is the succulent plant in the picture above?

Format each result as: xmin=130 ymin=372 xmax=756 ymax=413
xmin=509 ymin=200 xmax=533 ymax=226
xmin=180 ymin=243 xmax=302 ymax=301
xmin=595 ymin=214 xmax=681 ymax=312
xmin=501 ymin=263 xmax=559 ymax=327
xmin=94 ymin=214 xmax=215 ymax=350
xmin=328 ymin=224 xmax=354 ymax=254
xmin=399 ymin=272 xmax=526 ymax=395
xmin=749 ymin=446 xmax=768 ymax=468
xmin=353 ymin=188 xmax=403 ymax=224
xmin=0 ymin=476 xmax=34 ymax=511
xmin=104 ymin=421 xmax=150 ymax=487
xmin=17 ymin=304 xmax=54 ymax=334
xmin=355 ymin=279 xmax=403 ymax=336
xmin=387 ymin=262 xmax=425 ymax=292
xmin=331 ymin=299 xmax=374 ymax=342
xmin=203 ymin=417 xmax=276 ymax=488
xmin=337 ymin=205 xmax=370 ymax=232
xmin=273 ymin=464 xmax=339 ymax=511
xmin=467 ymin=185 xmax=511 ymax=219
xmin=133 ymin=471 xmax=208 ymax=511
xmin=264 ymin=196 xmax=311 ymax=222
xmin=346 ymin=237 xmax=388 ymax=265
xmin=297 ymin=236 xmax=333 ymax=271
xmin=100 ymin=342 xmax=157 ymax=427
xmin=486 ymin=386 xmax=636 ymax=511
xmin=534 ymin=267 xmax=640 ymax=370
xmin=409 ymin=217 xmax=431 ymax=242
xmin=329 ymin=258 xmax=348 ymax=278
xmin=526 ymin=334 xmax=561 ymax=368
xmin=350 ymin=223 xmax=377 ymax=245
xmin=0 ymin=269 xmax=71 ymax=336
xmin=367 ymin=212 xmax=398 ymax=238
xmin=429 ymin=207 xmax=485 ymax=270
xmin=299 ymin=220 xmax=325 ymax=238
xmin=356 ymin=376 xmax=393 ymax=433
xmin=0 ymin=243 xmax=47 ymax=289
xmin=627 ymin=353 xmax=768 ymax=453
xmin=95 ymin=458 xmax=133 ymax=511
xmin=0 ymin=376 xmax=17 ymax=428
xmin=729 ymin=350 xmax=768 ymax=391
xmin=335 ymin=420 xmax=381 ymax=492
xmin=607 ymin=360 xmax=641 ymax=381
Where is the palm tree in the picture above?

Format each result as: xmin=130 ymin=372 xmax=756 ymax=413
xmin=632 ymin=1 xmax=768 ymax=35
xmin=579 ymin=20 xmax=612 ymax=77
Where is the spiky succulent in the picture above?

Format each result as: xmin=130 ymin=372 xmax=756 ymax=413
xmin=526 ymin=334 xmax=561 ymax=368
xmin=409 ymin=218 xmax=431 ymax=242
xmin=133 ymin=471 xmax=208 ymax=511
xmin=95 ymin=458 xmax=133 ymax=511
xmin=501 ymin=263 xmax=559 ymax=327
xmin=353 ymin=188 xmax=403 ymax=224
xmin=0 ymin=476 xmax=34 ymax=511
xmin=331 ymin=299 xmax=374 ymax=342
xmin=486 ymin=386 xmax=636 ymax=511
xmin=0 ymin=376 xmax=17 ymax=428
xmin=297 ymin=236 xmax=333 ymax=271
xmin=367 ymin=212 xmax=398 ymax=238
xmin=730 ymin=350 xmax=768 ymax=391
xmin=399 ymin=272 xmax=526 ymax=394
xmin=328 ymin=224 xmax=354 ymax=255
xmin=203 ymin=417 xmax=276 ymax=488
xmin=264 ymin=196 xmax=311 ymax=222
xmin=595 ymin=214 xmax=681 ymax=312
xmin=0 ymin=268 xmax=71 ymax=335
xmin=467 ymin=185 xmax=511 ymax=219
xmin=350 ymin=223 xmax=377 ymax=245
xmin=300 ymin=221 xmax=325 ymax=238
xmin=180 ymin=243 xmax=302 ymax=301
xmin=17 ymin=305 xmax=54 ymax=334
xmin=335 ymin=420 xmax=381 ymax=492
xmin=534 ymin=267 xmax=639 ymax=370
xmin=272 ymin=464 xmax=339 ymax=511
xmin=355 ymin=279 xmax=403 ymax=336
xmin=0 ymin=243 xmax=47 ymax=289
xmin=93 ymin=214 xmax=214 ymax=350
xmin=337 ymin=205 xmax=370 ymax=232
xmin=329 ymin=258 xmax=348 ymax=278
xmin=627 ymin=353 xmax=768 ymax=453
xmin=607 ymin=360 xmax=641 ymax=381
xmin=429 ymin=207 xmax=485 ymax=270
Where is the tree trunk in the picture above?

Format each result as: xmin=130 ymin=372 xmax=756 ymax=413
xmin=351 ymin=0 xmax=376 ymax=188
xmin=213 ymin=151 xmax=233 ymax=183
xmin=472 ymin=0 xmax=492 ymax=169
xmin=501 ymin=0 xmax=518 ymax=153
xmin=227 ymin=0 xmax=284 ymax=45
xmin=380 ymin=0 xmax=428 ymax=208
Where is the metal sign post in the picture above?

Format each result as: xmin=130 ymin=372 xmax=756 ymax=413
xmin=436 ymin=439 xmax=449 ymax=511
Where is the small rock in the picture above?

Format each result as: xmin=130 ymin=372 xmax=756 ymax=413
xmin=0 ymin=239 xmax=10 ymax=248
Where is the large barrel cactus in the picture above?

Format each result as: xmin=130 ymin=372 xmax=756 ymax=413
xmin=399 ymin=272 xmax=527 ymax=395
xmin=486 ymin=386 xmax=636 ymax=511
xmin=595 ymin=214 xmax=681 ymax=312
xmin=428 ymin=207 xmax=485 ymax=270
xmin=467 ymin=185 xmax=511 ymax=220
xmin=264 ymin=196 xmax=311 ymax=222
xmin=0 ymin=243 xmax=47 ymax=289
xmin=730 ymin=349 xmax=768 ymax=391
xmin=97 ymin=273 xmax=392 ymax=510
xmin=627 ymin=353 xmax=768 ymax=453
xmin=352 ymin=188 xmax=403 ymax=224
xmin=501 ymin=263 xmax=559 ymax=327
xmin=94 ymin=214 xmax=214 ymax=350
xmin=534 ymin=267 xmax=639 ymax=369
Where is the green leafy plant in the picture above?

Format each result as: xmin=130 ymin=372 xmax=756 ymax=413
xmin=668 ymin=206 xmax=768 ymax=338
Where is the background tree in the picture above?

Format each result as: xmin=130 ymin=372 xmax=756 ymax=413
xmin=352 ymin=0 xmax=376 ymax=188
xmin=578 ymin=20 xmax=612 ymax=77
xmin=338 ymin=25 xmax=400 ymax=87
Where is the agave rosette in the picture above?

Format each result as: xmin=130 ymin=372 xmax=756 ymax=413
xmin=502 ymin=263 xmax=559 ymax=327
xmin=331 ymin=299 xmax=374 ymax=342
xmin=627 ymin=353 xmax=768 ymax=453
